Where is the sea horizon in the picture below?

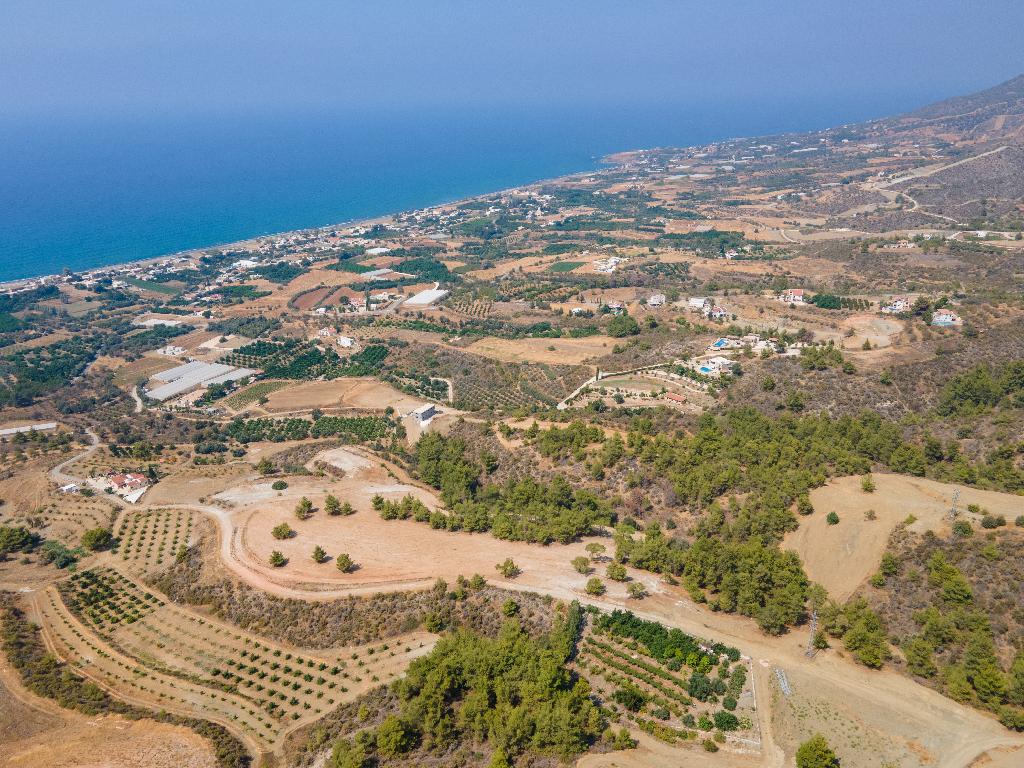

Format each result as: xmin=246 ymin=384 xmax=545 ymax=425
xmin=0 ymin=94 xmax=945 ymax=283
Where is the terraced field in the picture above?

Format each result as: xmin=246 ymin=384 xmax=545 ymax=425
xmin=115 ymin=507 xmax=196 ymax=575
xmin=576 ymin=613 xmax=758 ymax=754
xmin=35 ymin=568 xmax=436 ymax=755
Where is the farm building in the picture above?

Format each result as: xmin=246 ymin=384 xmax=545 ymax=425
xmin=411 ymin=403 xmax=439 ymax=424
xmin=145 ymin=361 xmax=257 ymax=402
xmin=405 ymin=288 xmax=449 ymax=306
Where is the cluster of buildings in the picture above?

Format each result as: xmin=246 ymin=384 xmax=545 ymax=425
xmin=931 ymin=308 xmax=961 ymax=327
xmin=144 ymin=360 xmax=257 ymax=402
xmin=315 ymin=327 xmax=356 ymax=348
xmin=687 ymin=296 xmax=730 ymax=320
xmin=680 ymin=355 xmax=737 ymax=378
xmin=881 ymin=296 xmax=912 ymax=314
xmin=63 ymin=471 xmax=151 ymax=503
xmin=593 ymin=256 xmax=626 ymax=274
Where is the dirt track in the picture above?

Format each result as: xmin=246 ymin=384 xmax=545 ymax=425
xmin=27 ymin=447 xmax=1024 ymax=768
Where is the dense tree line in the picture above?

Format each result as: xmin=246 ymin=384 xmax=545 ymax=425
xmin=937 ymin=361 xmax=1024 ymax=416
xmin=414 ymin=433 xmax=612 ymax=544
xmin=595 ymin=610 xmax=739 ymax=665
xmin=225 ymin=414 xmax=393 ymax=443
xmin=329 ymin=603 xmax=605 ymax=768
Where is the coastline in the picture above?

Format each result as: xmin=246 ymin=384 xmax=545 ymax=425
xmin=0 ymin=162 xmax=611 ymax=292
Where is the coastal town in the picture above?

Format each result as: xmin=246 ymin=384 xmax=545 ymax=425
xmin=1 ymin=71 xmax=1023 ymax=768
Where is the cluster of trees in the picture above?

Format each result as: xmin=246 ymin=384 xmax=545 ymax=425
xmin=0 ymin=525 xmax=39 ymax=558
xmin=807 ymin=293 xmax=871 ymax=311
xmin=374 ymin=494 xmax=431 ymax=520
xmin=799 ymin=344 xmax=849 ymax=372
xmin=330 ymin=603 xmax=604 ymax=768
xmin=0 ymin=334 xmax=103 ymax=406
xmin=539 ymin=406 xmax=994 ymax=633
xmin=607 ymin=313 xmax=641 ymax=337
xmin=414 ymin=433 xmax=612 ymax=544
xmin=876 ymin=542 xmax=1024 ymax=729
xmin=257 ymin=342 xmax=389 ymax=380
xmin=595 ymin=610 xmax=739 ymax=666
xmin=530 ymin=420 xmax=605 ymax=461
xmin=819 ymin=597 xmax=890 ymax=668
xmin=248 ymin=262 xmax=305 ymax=284
xmin=225 ymin=414 xmax=392 ymax=444
xmin=937 ymin=361 xmax=1024 ymax=416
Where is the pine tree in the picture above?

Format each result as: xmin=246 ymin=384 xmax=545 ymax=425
xmin=795 ymin=734 xmax=839 ymax=768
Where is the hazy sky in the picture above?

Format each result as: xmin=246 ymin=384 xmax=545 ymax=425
xmin=4 ymin=0 xmax=1023 ymax=118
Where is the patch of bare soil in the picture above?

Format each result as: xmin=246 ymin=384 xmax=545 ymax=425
xmin=0 ymin=660 xmax=217 ymax=768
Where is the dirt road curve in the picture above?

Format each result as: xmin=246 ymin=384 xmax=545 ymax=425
xmin=48 ymin=428 xmax=100 ymax=486
xmin=155 ymin=497 xmax=1023 ymax=768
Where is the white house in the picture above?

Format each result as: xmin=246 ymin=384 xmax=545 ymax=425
xmin=779 ymin=288 xmax=805 ymax=304
xmin=688 ymin=297 xmax=712 ymax=312
xmin=707 ymin=356 xmax=737 ymax=373
xmin=337 ymin=335 xmax=355 ymax=348
xmin=411 ymin=403 xmax=438 ymax=424
xmin=881 ymin=296 xmax=912 ymax=314
xmin=647 ymin=293 xmax=666 ymax=307
xmin=705 ymin=305 xmax=729 ymax=320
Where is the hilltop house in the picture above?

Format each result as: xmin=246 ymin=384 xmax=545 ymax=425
xmin=881 ymin=296 xmax=912 ymax=314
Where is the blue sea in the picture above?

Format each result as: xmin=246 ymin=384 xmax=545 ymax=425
xmin=0 ymin=96 xmax=925 ymax=282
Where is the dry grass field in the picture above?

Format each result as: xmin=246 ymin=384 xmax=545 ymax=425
xmin=0 ymin=660 xmax=219 ymax=768
xmin=259 ymin=378 xmax=426 ymax=414
xmin=783 ymin=474 xmax=1024 ymax=601
xmin=461 ymin=335 xmax=613 ymax=365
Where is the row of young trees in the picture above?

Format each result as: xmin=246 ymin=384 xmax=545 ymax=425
xmin=0 ymin=594 xmax=251 ymax=767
